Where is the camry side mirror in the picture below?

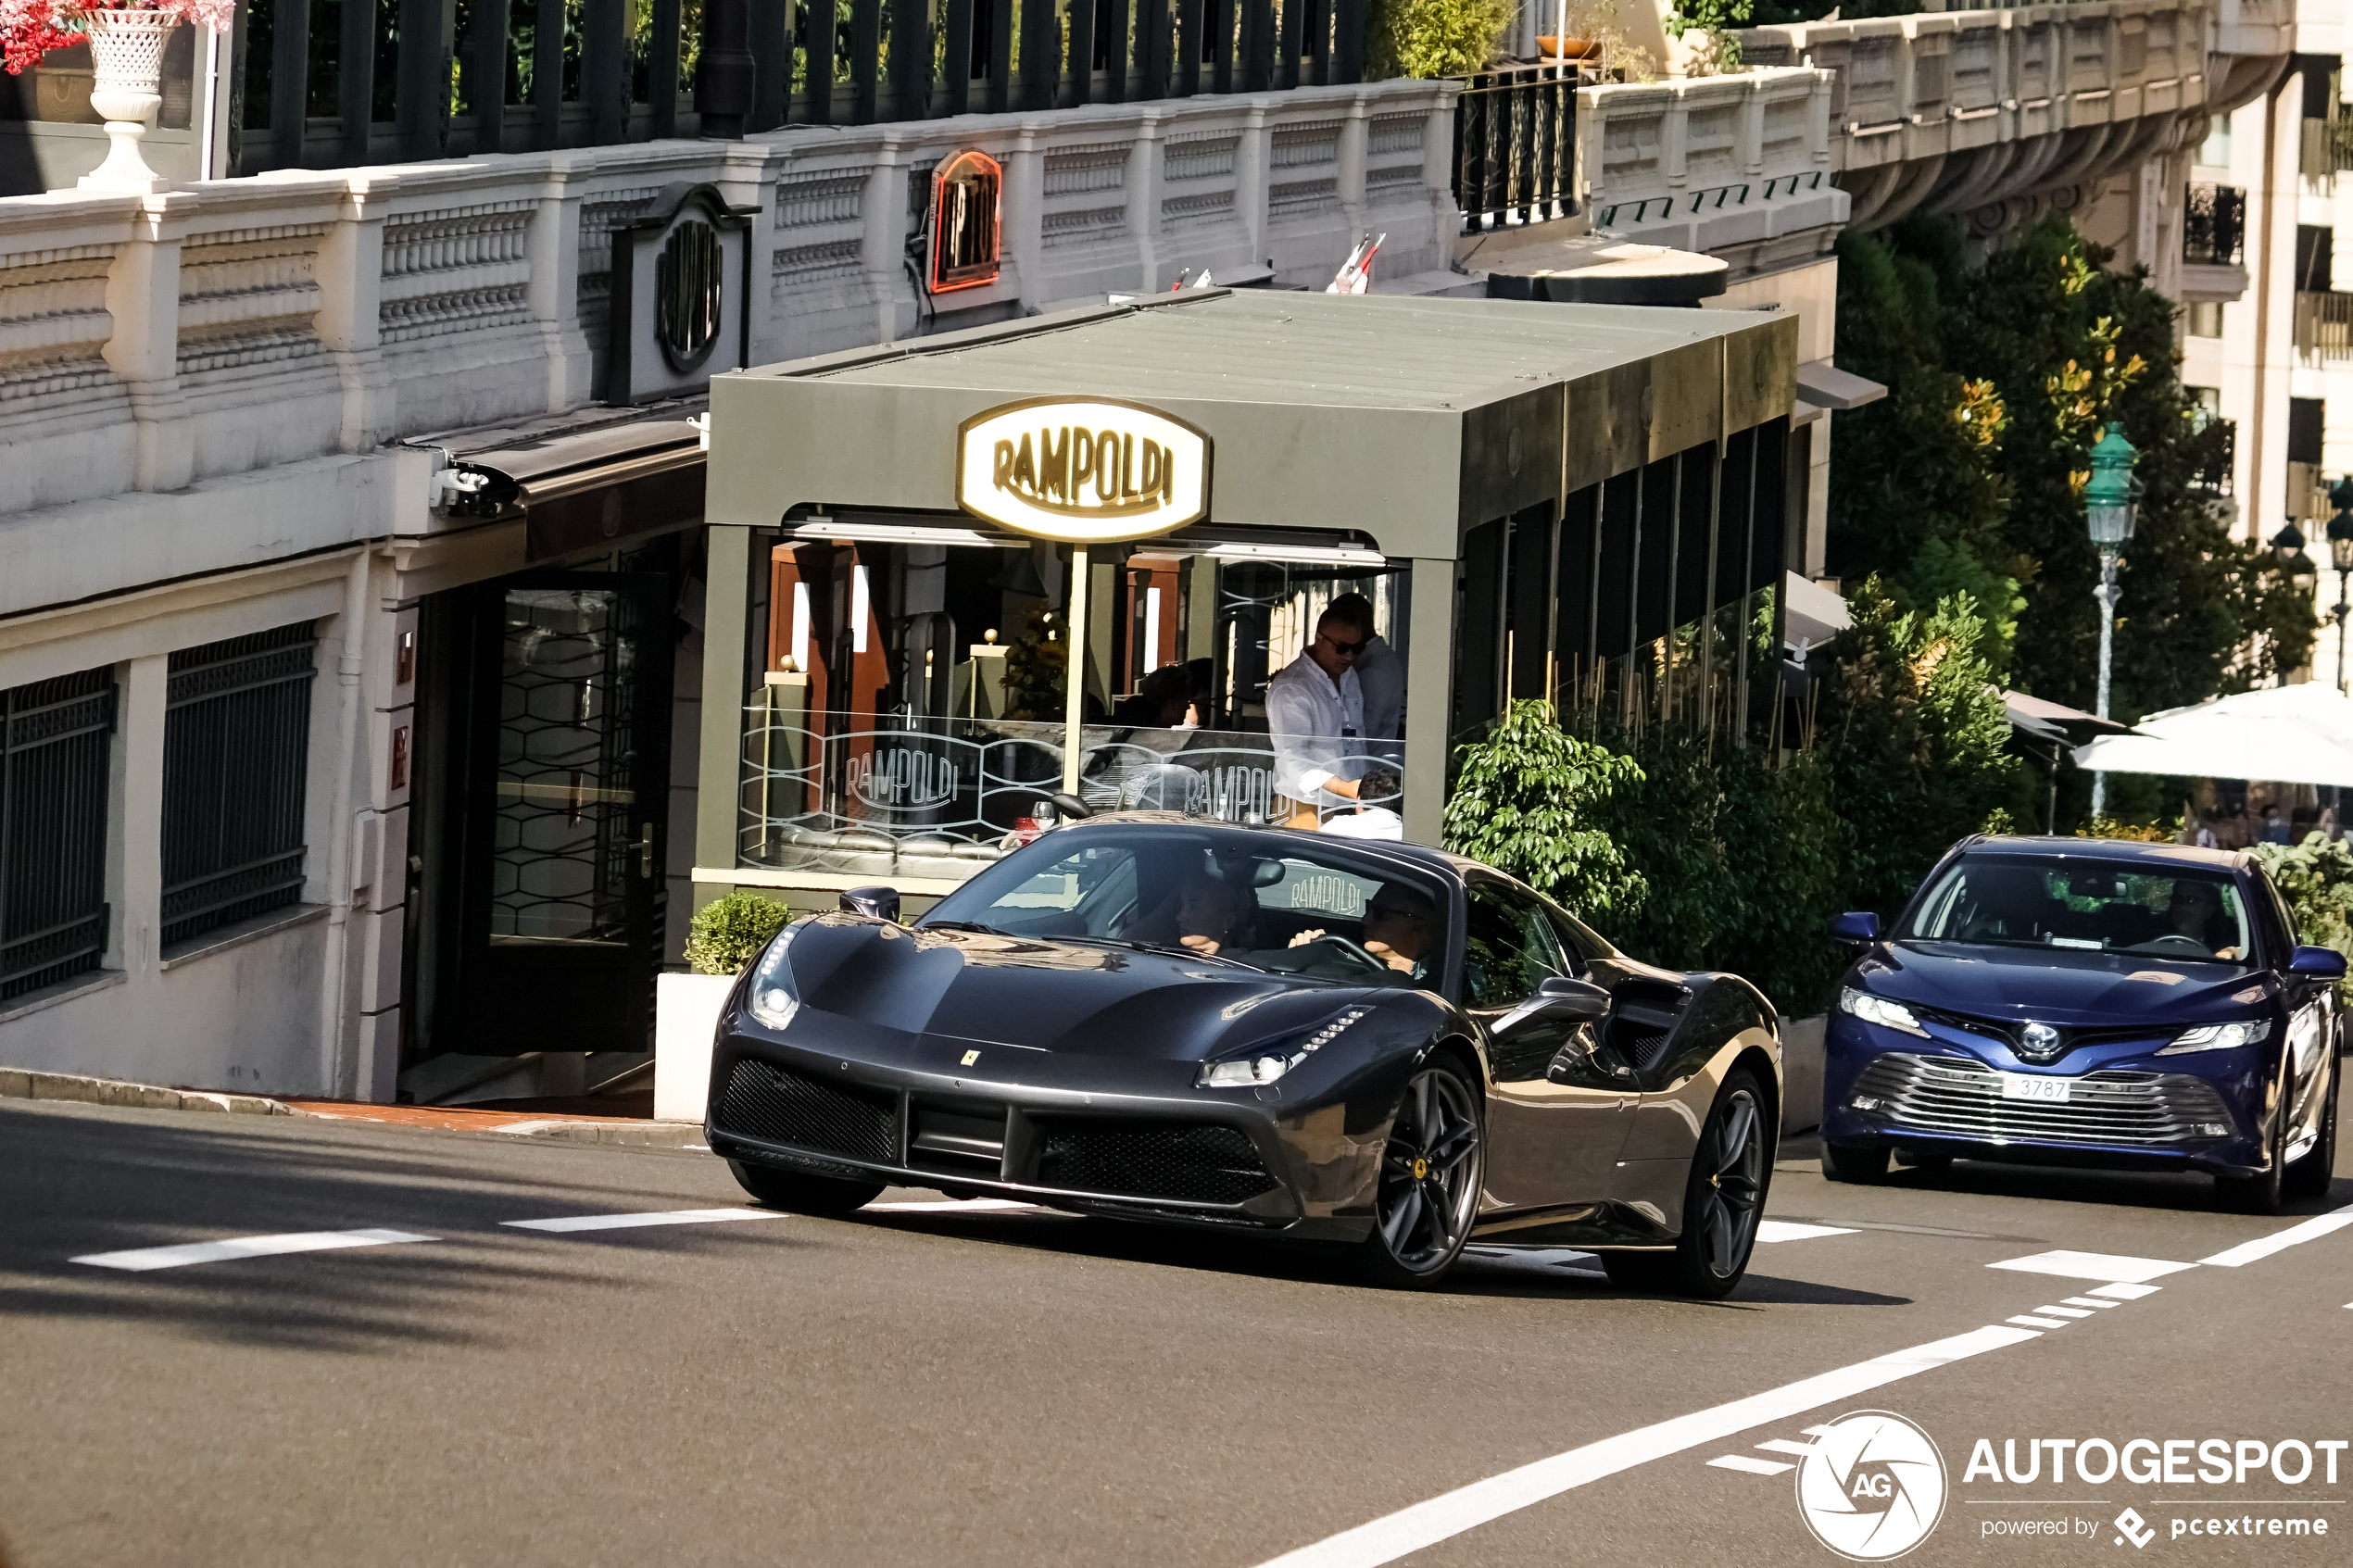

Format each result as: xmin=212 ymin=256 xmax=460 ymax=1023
xmin=1830 ymin=910 xmax=1880 ymax=946
xmin=2288 ymin=945 xmax=2348 ymax=980
xmin=1533 ymin=974 xmax=1612 ymax=1022
xmin=839 ymin=885 xmax=901 ymax=922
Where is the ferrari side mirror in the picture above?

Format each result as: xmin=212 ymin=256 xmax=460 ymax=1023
xmin=1830 ymin=910 xmax=1880 ymax=946
xmin=2288 ymin=945 xmax=2347 ymax=980
xmin=839 ymin=885 xmax=901 ymax=922
xmin=1533 ymin=974 xmax=1611 ymax=1022
xmin=1049 ymin=791 xmax=1093 ymax=822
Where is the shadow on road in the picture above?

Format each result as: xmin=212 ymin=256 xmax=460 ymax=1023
xmin=0 ymin=1101 xmax=798 ymax=1355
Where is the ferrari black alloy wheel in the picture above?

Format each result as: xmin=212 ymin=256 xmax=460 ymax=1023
xmin=1355 ymin=1059 xmax=1485 ymax=1287
xmin=728 ymin=1159 xmax=886 ymax=1216
xmin=1605 ymin=1070 xmax=1770 ymax=1300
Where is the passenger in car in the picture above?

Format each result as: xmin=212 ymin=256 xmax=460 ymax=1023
xmin=1171 ymin=873 xmax=1258 ymax=957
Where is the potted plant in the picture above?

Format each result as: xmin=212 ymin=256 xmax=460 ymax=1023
xmin=3 ymin=0 xmax=233 ymax=191
xmin=655 ymin=893 xmax=792 ymax=1123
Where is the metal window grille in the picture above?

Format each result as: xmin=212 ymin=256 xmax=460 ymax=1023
xmin=160 ymin=623 xmax=319 ymax=948
xmin=2182 ymin=182 xmax=2246 ymax=267
xmin=0 ymin=668 xmax=116 ymax=1001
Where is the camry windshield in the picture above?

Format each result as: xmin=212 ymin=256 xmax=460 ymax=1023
xmin=1900 ymin=857 xmax=2254 ymax=964
xmin=921 ymin=828 xmax=1447 ymax=986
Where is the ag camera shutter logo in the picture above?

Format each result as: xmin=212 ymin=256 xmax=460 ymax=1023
xmin=1796 ymin=1411 xmax=1950 ymax=1561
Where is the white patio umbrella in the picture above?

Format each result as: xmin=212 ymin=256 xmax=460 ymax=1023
xmin=2072 ymin=683 xmax=2353 ymax=787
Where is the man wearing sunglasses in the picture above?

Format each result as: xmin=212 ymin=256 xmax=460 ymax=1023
xmin=1265 ymin=604 xmax=1375 ymax=830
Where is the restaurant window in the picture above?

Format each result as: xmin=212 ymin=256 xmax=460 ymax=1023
xmin=0 ymin=666 xmax=116 ymax=1000
xmin=739 ymin=521 xmax=1411 ymax=883
xmin=161 ymin=623 xmax=319 ymax=947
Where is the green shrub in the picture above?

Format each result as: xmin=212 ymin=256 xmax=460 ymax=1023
xmin=2250 ymin=833 xmax=2353 ymax=962
xmin=1368 ymin=0 xmax=1516 ymax=79
xmin=1442 ymin=699 xmax=1646 ymax=922
xmin=686 ymin=893 xmax=792 ymax=975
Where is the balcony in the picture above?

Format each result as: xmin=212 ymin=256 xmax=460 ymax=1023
xmin=2293 ymin=291 xmax=2353 ymax=365
xmin=2183 ymin=184 xmax=2247 ymax=266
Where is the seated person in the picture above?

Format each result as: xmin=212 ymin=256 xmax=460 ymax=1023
xmin=2162 ymin=879 xmax=2240 ymax=959
xmin=1957 ymin=863 xmax=2065 ymax=944
xmin=1113 ymin=665 xmax=1193 ymax=728
xmin=1275 ymin=881 xmax=1439 ymax=985
xmin=1172 ymin=873 xmax=1258 ymax=957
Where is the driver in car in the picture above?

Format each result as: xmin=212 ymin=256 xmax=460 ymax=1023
xmin=2166 ymin=880 xmax=2240 ymax=960
xmin=1284 ymin=883 xmax=1438 ymax=982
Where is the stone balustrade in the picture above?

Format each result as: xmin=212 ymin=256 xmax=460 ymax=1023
xmin=0 ymin=77 xmax=1456 ymax=557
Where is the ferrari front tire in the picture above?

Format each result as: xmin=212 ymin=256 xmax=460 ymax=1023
xmin=1353 ymin=1058 xmax=1486 ymax=1289
xmin=1606 ymin=1069 xmax=1770 ymax=1300
xmin=728 ymin=1159 xmax=886 ymax=1216
xmin=1821 ymin=1142 xmax=1890 ymax=1184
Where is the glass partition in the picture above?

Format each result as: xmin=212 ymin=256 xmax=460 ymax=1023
xmin=735 ymin=522 xmax=1414 ymax=885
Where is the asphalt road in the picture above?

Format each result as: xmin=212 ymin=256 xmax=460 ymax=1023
xmin=3 ymin=1097 xmax=2347 ymax=1568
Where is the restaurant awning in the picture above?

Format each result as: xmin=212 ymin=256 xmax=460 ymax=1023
xmin=2073 ymin=683 xmax=2353 ymax=788
xmin=422 ymin=401 xmax=708 ymax=563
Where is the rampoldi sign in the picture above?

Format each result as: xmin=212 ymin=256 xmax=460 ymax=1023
xmin=955 ymin=397 xmax=1212 ymax=543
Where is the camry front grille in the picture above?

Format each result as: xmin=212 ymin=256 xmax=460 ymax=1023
xmin=1035 ymin=1122 xmax=1277 ymax=1206
xmin=714 ymin=1059 xmax=897 ymax=1164
xmin=1850 ymin=1053 xmax=2234 ymax=1146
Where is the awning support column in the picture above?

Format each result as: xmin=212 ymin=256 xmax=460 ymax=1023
xmin=1063 ymin=544 xmax=1088 ymax=795
xmin=694 ymin=525 xmax=754 ymax=908
xmin=1403 ymin=555 xmax=1453 ymax=847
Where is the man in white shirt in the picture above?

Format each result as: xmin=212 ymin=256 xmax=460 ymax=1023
xmin=1265 ymin=607 xmax=1372 ymax=828
xmin=1325 ymin=594 xmax=1400 ymax=766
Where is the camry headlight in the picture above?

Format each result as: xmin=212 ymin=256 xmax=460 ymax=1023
xmin=1198 ymin=1007 xmax=1370 ymax=1088
xmin=2158 ymin=1019 xmax=2271 ymax=1055
xmin=1839 ymin=985 xmax=1926 ymax=1036
xmin=746 ymin=927 xmax=801 ymax=1030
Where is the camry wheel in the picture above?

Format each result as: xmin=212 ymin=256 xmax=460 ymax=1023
xmin=1353 ymin=1058 xmax=1485 ymax=1288
xmin=1605 ymin=1070 xmax=1770 ymax=1300
xmin=2284 ymin=1059 xmax=2338 ymax=1199
xmin=1820 ymin=1142 xmax=1889 ymax=1183
xmin=728 ymin=1159 xmax=886 ymax=1216
xmin=2216 ymin=1109 xmax=2287 ymax=1216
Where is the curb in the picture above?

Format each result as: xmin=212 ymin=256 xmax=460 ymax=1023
xmin=477 ymin=1118 xmax=709 ymax=1149
xmin=0 ymin=1065 xmax=293 ymax=1117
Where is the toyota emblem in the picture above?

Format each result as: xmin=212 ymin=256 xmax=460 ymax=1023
xmin=2020 ymin=1022 xmax=2060 ymax=1057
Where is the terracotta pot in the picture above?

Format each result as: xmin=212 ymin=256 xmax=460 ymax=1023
xmin=1537 ymin=34 xmax=1596 ymax=59
xmin=79 ymin=7 xmax=179 ymax=194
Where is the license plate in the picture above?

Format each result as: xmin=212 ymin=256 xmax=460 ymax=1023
xmin=2001 ymin=1074 xmax=2071 ymax=1104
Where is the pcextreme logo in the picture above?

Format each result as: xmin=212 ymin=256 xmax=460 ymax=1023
xmin=1796 ymin=1411 xmax=1951 ymax=1562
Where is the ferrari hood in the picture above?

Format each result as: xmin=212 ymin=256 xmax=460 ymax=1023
xmin=1865 ymin=940 xmax=2274 ymax=1025
xmin=777 ymin=916 xmax=1373 ymax=1060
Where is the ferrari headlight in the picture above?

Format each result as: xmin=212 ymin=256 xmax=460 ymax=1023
xmin=2158 ymin=1019 xmax=2271 ymax=1055
xmin=1839 ymin=986 xmax=1926 ymax=1036
xmin=1200 ymin=1055 xmax=1291 ymax=1087
xmin=746 ymin=927 xmax=802 ymax=1030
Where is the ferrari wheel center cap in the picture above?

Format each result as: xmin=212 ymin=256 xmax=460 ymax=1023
xmin=1412 ymin=1157 xmax=1428 ymax=1180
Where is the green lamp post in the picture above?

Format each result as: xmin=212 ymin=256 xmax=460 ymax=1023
xmin=2084 ymin=423 xmax=2138 ymax=817
xmin=2328 ymin=478 xmax=2353 ymax=696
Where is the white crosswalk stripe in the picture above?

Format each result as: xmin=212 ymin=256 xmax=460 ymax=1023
xmin=73 ymin=1229 xmax=434 ymax=1272
xmin=502 ymin=1208 xmax=781 ymax=1233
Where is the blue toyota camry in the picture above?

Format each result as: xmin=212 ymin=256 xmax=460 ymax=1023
xmin=1820 ymin=836 xmax=2344 ymax=1212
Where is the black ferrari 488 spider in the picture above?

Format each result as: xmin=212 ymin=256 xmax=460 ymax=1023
xmin=703 ymin=817 xmax=1784 ymax=1295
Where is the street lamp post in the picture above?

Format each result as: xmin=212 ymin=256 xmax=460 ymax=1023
xmin=2084 ymin=423 xmax=2138 ymax=818
xmin=2328 ymin=478 xmax=2353 ymax=696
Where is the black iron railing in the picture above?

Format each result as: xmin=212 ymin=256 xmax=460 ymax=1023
xmin=2183 ymin=182 xmax=2247 ymax=266
xmin=0 ymin=668 xmax=115 ymax=1001
xmin=232 ymin=0 xmax=1368 ymax=176
xmin=1453 ymin=62 xmax=1578 ymax=234
xmin=160 ymin=623 xmax=319 ymax=948
xmin=2188 ymin=417 xmax=2235 ymax=497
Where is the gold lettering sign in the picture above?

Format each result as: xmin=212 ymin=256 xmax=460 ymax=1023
xmin=955 ymin=396 xmax=1212 ymax=543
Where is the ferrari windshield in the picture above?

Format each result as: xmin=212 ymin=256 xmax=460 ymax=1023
xmin=1899 ymin=855 xmax=2254 ymax=964
xmin=921 ymin=827 xmax=1448 ymax=986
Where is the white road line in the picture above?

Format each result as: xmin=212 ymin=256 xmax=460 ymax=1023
xmin=2061 ymin=1297 xmax=2120 ymax=1309
xmin=1802 ymin=1424 xmax=1837 ymax=1436
xmin=867 ymin=1199 xmax=1048 ymax=1213
xmin=2032 ymin=1305 xmax=2095 ymax=1318
xmin=1755 ymin=1438 xmax=1817 ymax=1455
xmin=1755 ymin=1221 xmax=1860 ymax=1243
xmin=1987 ymin=1250 xmax=2197 ymax=1284
xmin=1250 ymin=1324 xmax=2039 ymax=1568
xmin=1708 ymin=1456 xmax=1793 ymax=1475
xmin=501 ymin=1208 xmax=781 ymax=1233
xmin=2090 ymin=1282 xmax=2163 ymax=1300
xmin=72 ymin=1229 xmax=434 ymax=1273
xmin=2197 ymin=1202 xmax=2353 ymax=1267
xmin=2007 ymin=1314 xmax=2070 ymax=1329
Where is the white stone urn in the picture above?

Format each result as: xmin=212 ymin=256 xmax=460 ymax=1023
xmin=77 ymin=7 xmax=179 ymax=194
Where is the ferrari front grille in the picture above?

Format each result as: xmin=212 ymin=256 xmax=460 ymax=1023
xmin=1035 ymin=1122 xmax=1278 ymax=1206
xmin=714 ymin=1059 xmax=897 ymax=1164
xmin=1850 ymin=1053 xmax=2233 ymax=1146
